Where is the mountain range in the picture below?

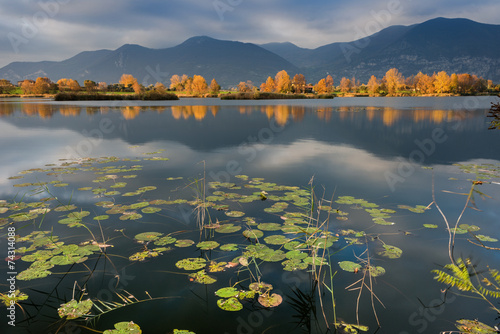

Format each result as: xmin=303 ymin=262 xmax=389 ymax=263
xmin=1 ymin=17 xmax=499 ymax=87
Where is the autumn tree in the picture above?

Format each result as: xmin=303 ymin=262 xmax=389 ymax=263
xmin=261 ymin=76 xmax=276 ymax=92
xmin=314 ymin=79 xmax=327 ymax=94
xmin=275 ymin=70 xmax=291 ymax=93
xmin=449 ymin=73 xmax=459 ymax=93
xmin=170 ymin=75 xmax=182 ymax=91
xmin=383 ymin=68 xmax=405 ymax=95
xmin=433 ymin=71 xmax=451 ymax=93
xmin=97 ymin=82 xmax=107 ymax=91
xmin=367 ymin=75 xmax=380 ymax=96
xmin=457 ymin=73 xmax=476 ymax=94
xmin=20 ymin=80 xmax=35 ymax=94
xmin=325 ymin=75 xmax=334 ymax=93
xmin=57 ymin=78 xmax=70 ymax=91
xmin=209 ymin=79 xmax=221 ymax=95
xmin=292 ymin=74 xmax=306 ymax=94
xmin=154 ymin=82 xmax=167 ymax=93
xmin=417 ymin=74 xmax=435 ymax=94
xmin=33 ymin=77 xmax=52 ymax=94
xmin=119 ymin=74 xmax=138 ymax=88
xmin=68 ymin=79 xmax=81 ymax=92
xmin=191 ymin=75 xmax=208 ymax=95
xmin=0 ymin=79 xmax=15 ymax=94
xmin=84 ymin=80 xmax=97 ymax=92
xmin=237 ymin=81 xmax=254 ymax=93
xmin=339 ymin=77 xmax=352 ymax=93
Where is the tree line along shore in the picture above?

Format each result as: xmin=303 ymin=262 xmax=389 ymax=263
xmin=0 ymin=68 xmax=498 ymax=100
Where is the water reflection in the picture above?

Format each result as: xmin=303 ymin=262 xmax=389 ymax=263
xmin=0 ymin=101 xmax=480 ymax=127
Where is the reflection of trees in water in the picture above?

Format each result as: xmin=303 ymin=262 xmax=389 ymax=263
xmin=0 ymin=103 xmax=486 ymax=128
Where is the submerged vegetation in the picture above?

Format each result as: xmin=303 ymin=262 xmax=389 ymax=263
xmin=0 ymin=153 xmax=499 ymax=333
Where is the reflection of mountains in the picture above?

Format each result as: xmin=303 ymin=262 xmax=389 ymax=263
xmin=0 ymin=103 xmax=477 ymax=127
xmin=1 ymin=102 xmax=497 ymax=164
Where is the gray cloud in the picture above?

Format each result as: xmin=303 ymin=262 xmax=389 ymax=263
xmin=0 ymin=0 xmax=499 ymax=68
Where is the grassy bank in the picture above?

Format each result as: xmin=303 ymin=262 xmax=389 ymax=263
xmin=220 ymin=92 xmax=334 ymax=100
xmin=54 ymin=91 xmax=179 ymax=101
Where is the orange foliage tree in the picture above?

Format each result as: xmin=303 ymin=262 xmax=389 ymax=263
xmin=275 ymin=70 xmax=291 ymax=93
xmin=383 ymin=68 xmax=405 ymax=95
xmin=292 ymin=74 xmax=306 ymax=93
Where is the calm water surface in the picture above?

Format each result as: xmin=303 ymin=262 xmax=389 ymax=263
xmin=0 ymin=97 xmax=499 ymax=333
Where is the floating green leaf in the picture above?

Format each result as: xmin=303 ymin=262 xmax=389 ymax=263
xmin=134 ymin=232 xmax=163 ymax=243
xmin=215 ymin=224 xmax=242 ymax=234
xmin=423 ymin=224 xmax=438 ymax=228
xmin=225 ymin=211 xmax=245 ymax=217
xmin=220 ymin=243 xmax=239 ymax=251
xmin=189 ymin=270 xmax=216 ymax=284
xmin=215 ymin=287 xmax=239 ymax=298
xmin=242 ymin=229 xmax=263 ymax=239
xmin=379 ymin=244 xmax=402 ymax=259
xmin=175 ymin=258 xmax=207 ymax=270
xmin=217 ymin=297 xmax=243 ymax=311
xmin=257 ymin=223 xmax=281 ymax=231
xmin=264 ymin=235 xmax=290 ymax=245
xmin=58 ymin=299 xmax=93 ymax=319
xmin=339 ymin=261 xmax=362 ymax=272
xmin=175 ymin=239 xmax=195 ymax=248
xmin=103 ymin=321 xmax=142 ymax=334
xmin=455 ymin=319 xmax=497 ymax=334
xmin=197 ymin=241 xmax=220 ymax=250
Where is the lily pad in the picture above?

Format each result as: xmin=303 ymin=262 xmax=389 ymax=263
xmin=215 ymin=287 xmax=239 ymax=298
xmin=175 ymin=239 xmax=195 ymax=248
xmin=93 ymin=215 xmax=110 ymax=221
xmin=455 ymin=319 xmax=497 ymax=334
xmin=217 ymin=297 xmax=243 ymax=311
xmin=423 ymin=224 xmax=438 ymax=228
xmin=0 ymin=290 xmax=28 ymax=306
xmin=220 ymin=243 xmax=239 ymax=251
xmin=476 ymin=235 xmax=498 ymax=242
xmin=339 ymin=261 xmax=362 ymax=272
xmin=282 ymin=259 xmax=308 ymax=271
xmin=134 ymin=232 xmax=163 ymax=243
xmin=257 ymin=223 xmax=282 ymax=231
xmin=197 ymin=241 xmax=220 ymax=250
xmin=215 ymin=224 xmax=242 ymax=234
xmin=225 ymin=211 xmax=245 ymax=218
xmin=242 ymin=229 xmax=264 ymax=239
xmin=175 ymin=258 xmax=207 ymax=270
xmin=378 ymin=244 xmax=402 ymax=259
xmin=189 ymin=270 xmax=216 ymax=284
xmin=264 ymin=235 xmax=290 ymax=245
xmin=154 ymin=236 xmax=177 ymax=246
xmin=141 ymin=207 xmax=162 ymax=214
xmin=258 ymin=293 xmax=283 ymax=308
xmin=58 ymin=299 xmax=93 ymax=319
xmin=103 ymin=321 xmax=142 ymax=334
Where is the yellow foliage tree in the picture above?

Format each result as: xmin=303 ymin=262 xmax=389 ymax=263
xmin=262 ymin=76 xmax=276 ymax=92
xmin=367 ymin=75 xmax=379 ymax=96
xmin=292 ymin=74 xmax=306 ymax=93
xmin=434 ymin=71 xmax=451 ymax=93
xmin=209 ymin=79 xmax=221 ymax=94
xmin=191 ymin=75 xmax=208 ymax=95
xmin=339 ymin=77 xmax=351 ymax=93
xmin=119 ymin=74 xmax=138 ymax=88
xmin=383 ymin=68 xmax=405 ymax=96
xmin=275 ymin=70 xmax=291 ymax=93
xmin=314 ymin=79 xmax=327 ymax=94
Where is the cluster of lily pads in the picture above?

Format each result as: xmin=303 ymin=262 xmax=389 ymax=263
xmin=2 ymin=155 xmax=499 ymax=333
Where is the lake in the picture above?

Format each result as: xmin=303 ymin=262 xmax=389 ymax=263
xmin=0 ymin=96 xmax=499 ymax=334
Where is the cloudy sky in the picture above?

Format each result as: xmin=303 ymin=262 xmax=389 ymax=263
xmin=0 ymin=0 xmax=499 ymax=68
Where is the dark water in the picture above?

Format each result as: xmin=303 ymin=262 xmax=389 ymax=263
xmin=0 ymin=97 xmax=499 ymax=334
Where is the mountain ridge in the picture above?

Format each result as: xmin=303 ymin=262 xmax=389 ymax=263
xmin=1 ymin=17 xmax=499 ymax=87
